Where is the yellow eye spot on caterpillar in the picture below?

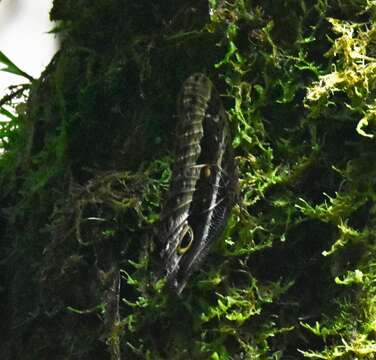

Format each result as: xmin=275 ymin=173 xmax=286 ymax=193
xmin=177 ymin=225 xmax=194 ymax=254
xmin=202 ymin=165 xmax=211 ymax=178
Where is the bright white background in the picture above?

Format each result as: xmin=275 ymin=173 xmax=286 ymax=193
xmin=0 ymin=0 xmax=58 ymax=95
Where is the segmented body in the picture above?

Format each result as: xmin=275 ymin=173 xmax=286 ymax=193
xmin=159 ymin=73 xmax=238 ymax=294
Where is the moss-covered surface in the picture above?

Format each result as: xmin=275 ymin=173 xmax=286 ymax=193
xmin=1 ymin=0 xmax=376 ymax=359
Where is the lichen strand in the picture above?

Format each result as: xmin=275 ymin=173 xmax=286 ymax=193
xmin=0 ymin=0 xmax=376 ymax=359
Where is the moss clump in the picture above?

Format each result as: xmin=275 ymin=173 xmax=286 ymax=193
xmin=1 ymin=0 xmax=376 ymax=359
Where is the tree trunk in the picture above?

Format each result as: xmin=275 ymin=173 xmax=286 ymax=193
xmin=1 ymin=1 xmax=375 ymax=359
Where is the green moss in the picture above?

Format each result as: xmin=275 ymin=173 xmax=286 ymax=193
xmin=1 ymin=0 xmax=376 ymax=359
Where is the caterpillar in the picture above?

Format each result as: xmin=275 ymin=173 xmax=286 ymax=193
xmin=158 ymin=73 xmax=238 ymax=294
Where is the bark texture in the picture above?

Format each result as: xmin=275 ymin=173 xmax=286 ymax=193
xmin=0 ymin=1 xmax=375 ymax=359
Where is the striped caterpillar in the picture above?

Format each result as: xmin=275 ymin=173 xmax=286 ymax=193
xmin=158 ymin=73 xmax=238 ymax=294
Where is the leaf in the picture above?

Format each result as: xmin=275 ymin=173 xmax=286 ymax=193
xmin=0 ymin=107 xmax=17 ymax=121
xmin=335 ymin=269 xmax=364 ymax=286
xmin=0 ymin=51 xmax=34 ymax=81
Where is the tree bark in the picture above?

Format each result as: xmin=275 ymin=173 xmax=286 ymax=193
xmin=1 ymin=1 xmax=375 ymax=359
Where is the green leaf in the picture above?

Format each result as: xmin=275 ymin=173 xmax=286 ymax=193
xmin=0 ymin=51 xmax=34 ymax=81
xmin=335 ymin=269 xmax=364 ymax=286
xmin=0 ymin=107 xmax=17 ymax=121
